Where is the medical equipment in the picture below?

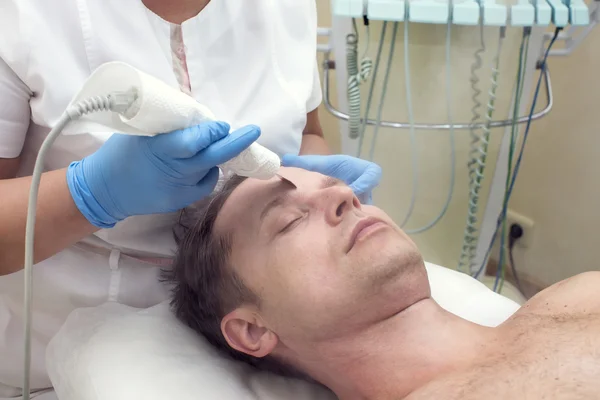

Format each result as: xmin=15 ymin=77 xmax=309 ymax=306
xmin=324 ymin=0 xmax=593 ymax=129
xmin=493 ymin=30 xmax=531 ymax=291
xmin=398 ymin=12 xmax=418 ymax=229
xmin=493 ymin=28 xmax=531 ymax=293
xmin=360 ymin=10 xmax=456 ymax=234
xmin=355 ymin=21 xmax=387 ymax=158
xmin=21 ymin=62 xmax=281 ymax=399
xmin=458 ymin=15 xmax=487 ymax=273
xmin=476 ymin=27 xmax=562 ymax=286
xmin=493 ymin=28 xmax=531 ymax=290
xmin=458 ymin=26 xmax=506 ymax=274
xmin=405 ymin=0 xmax=456 ymax=235
xmin=320 ymin=0 xmax=598 ymax=284
xmin=45 ymin=262 xmax=519 ymax=400
xmin=346 ymin=18 xmax=374 ymax=139
xmin=366 ymin=21 xmax=397 ymax=163
xmin=60 ymin=62 xmax=281 ymax=179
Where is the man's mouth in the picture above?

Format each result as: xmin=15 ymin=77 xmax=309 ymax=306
xmin=347 ymin=217 xmax=387 ymax=253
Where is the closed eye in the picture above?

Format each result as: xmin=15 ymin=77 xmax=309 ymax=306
xmin=279 ymin=217 xmax=303 ymax=234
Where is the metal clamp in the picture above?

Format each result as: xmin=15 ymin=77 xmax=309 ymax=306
xmin=321 ymin=53 xmax=553 ymax=131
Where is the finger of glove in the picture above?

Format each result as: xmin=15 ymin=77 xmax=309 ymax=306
xmin=179 ymin=167 xmax=221 ymax=207
xmin=194 ymin=166 xmax=221 ymax=197
xmin=149 ymin=121 xmax=231 ymax=159
xmin=187 ymin=125 xmax=261 ymax=170
xmin=281 ymin=154 xmax=337 ymax=173
xmin=349 ymin=163 xmax=382 ymax=194
xmin=357 ymin=191 xmax=373 ymax=205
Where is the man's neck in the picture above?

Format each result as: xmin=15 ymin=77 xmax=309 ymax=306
xmin=142 ymin=0 xmax=211 ymax=24
xmin=304 ymin=299 xmax=497 ymax=400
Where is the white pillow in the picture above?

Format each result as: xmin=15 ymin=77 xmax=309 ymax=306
xmin=425 ymin=263 xmax=521 ymax=326
xmin=46 ymin=262 xmax=520 ymax=400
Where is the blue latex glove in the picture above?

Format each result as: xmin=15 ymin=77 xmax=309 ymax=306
xmin=281 ymin=154 xmax=382 ymax=204
xmin=67 ymin=121 xmax=260 ymax=228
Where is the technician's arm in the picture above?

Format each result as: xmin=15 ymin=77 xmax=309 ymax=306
xmin=0 ymin=162 xmax=98 ymax=275
xmin=0 ymin=122 xmax=260 ymax=276
xmin=300 ymin=108 xmax=330 ymax=155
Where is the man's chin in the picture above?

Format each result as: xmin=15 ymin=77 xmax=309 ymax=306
xmin=352 ymin=231 xmax=423 ymax=281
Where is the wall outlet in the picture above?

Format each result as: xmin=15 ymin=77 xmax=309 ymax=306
xmin=501 ymin=209 xmax=535 ymax=248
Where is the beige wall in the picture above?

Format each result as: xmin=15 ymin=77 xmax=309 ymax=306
xmin=316 ymin=3 xmax=341 ymax=152
xmin=316 ymin=3 xmax=600 ymax=286
xmin=508 ymin=28 xmax=600 ymax=286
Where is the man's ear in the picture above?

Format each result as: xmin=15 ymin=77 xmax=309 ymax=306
xmin=221 ymin=308 xmax=278 ymax=358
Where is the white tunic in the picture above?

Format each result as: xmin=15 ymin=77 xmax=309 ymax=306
xmin=0 ymin=0 xmax=321 ymax=393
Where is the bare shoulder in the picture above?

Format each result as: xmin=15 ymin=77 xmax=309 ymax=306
xmin=518 ymin=271 xmax=600 ymax=317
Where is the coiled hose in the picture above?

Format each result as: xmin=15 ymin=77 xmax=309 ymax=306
xmin=474 ymin=28 xmax=561 ymax=282
xmin=347 ymin=19 xmax=373 ymax=139
xmin=356 ymin=22 xmax=388 ymax=158
xmin=467 ymin=21 xmax=486 ymax=176
xmin=22 ymin=92 xmax=137 ymax=400
xmin=457 ymin=14 xmax=486 ymax=273
xmin=458 ymin=26 xmax=506 ymax=274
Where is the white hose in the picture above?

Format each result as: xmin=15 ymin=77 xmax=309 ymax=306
xmin=363 ymin=16 xmax=454 ymax=233
xmin=405 ymin=1 xmax=456 ymax=234
xmin=22 ymin=93 xmax=137 ymax=400
xmin=397 ymin=6 xmax=419 ymax=228
xmin=368 ymin=22 xmax=400 ymax=162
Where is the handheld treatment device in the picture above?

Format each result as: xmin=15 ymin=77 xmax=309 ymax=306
xmin=63 ymin=61 xmax=281 ymax=178
xmin=21 ymin=62 xmax=280 ymax=399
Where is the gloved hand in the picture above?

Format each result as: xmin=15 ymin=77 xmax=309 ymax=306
xmin=281 ymin=154 xmax=382 ymax=204
xmin=67 ymin=121 xmax=260 ymax=228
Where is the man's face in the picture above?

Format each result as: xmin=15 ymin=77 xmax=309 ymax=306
xmin=215 ymin=168 xmax=426 ymax=345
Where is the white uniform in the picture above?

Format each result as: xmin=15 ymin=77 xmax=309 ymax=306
xmin=0 ymin=0 xmax=321 ymax=395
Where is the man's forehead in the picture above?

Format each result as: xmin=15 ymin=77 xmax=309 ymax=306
xmin=214 ymin=168 xmax=326 ymax=233
xmin=213 ymin=177 xmax=261 ymax=235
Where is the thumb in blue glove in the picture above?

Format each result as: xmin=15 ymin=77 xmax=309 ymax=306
xmin=68 ymin=121 xmax=260 ymax=228
xmin=281 ymin=154 xmax=382 ymax=204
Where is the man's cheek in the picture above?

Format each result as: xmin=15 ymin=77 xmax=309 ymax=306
xmin=286 ymin=232 xmax=323 ymax=257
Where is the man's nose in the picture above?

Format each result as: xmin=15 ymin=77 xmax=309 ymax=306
xmin=320 ymin=185 xmax=361 ymax=225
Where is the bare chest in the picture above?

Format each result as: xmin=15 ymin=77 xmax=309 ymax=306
xmin=496 ymin=314 xmax=600 ymax=399
xmin=411 ymin=313 xmax=600 ymax=400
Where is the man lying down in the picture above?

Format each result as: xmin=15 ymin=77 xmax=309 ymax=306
xmin=163 ymin=167 xmax=600 ymax=400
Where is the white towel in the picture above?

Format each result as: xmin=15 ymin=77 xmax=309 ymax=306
xmin=62 ymin=62 xmax=280 ymax=179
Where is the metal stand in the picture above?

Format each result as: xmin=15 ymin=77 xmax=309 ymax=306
xmin=320 ymin=53 xmax=554 ymax=131
xmin=316 ymin=1 xmax=598 ymax=132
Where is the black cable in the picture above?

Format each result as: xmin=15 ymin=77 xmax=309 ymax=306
xmin=474 ymin=27 xmax=562 ymax=279
xmin=508 ymin=223 xmax=527 ymax=297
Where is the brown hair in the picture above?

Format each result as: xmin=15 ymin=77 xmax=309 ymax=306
xmin=163 ymin=175 xmax=302 ymax=377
